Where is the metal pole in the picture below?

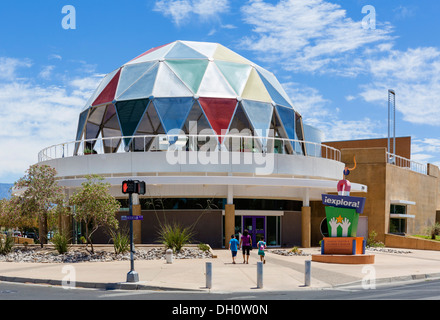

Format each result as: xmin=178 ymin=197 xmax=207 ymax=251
xmin=305 ymin=260 xmax=311 ymax=287
xmin=126 ymin=192 xmax=139 ymax=282
xmin=206 ymin=262 xmax=212 ymax=289
xmin=257 ymin=262 xmax=263 ymax=289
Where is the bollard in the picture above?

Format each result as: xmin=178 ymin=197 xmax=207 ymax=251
xmin=257 ymin=262 xmax=263 ymax=289
xmin=305 ymin=260 xmax=311 ymax=287
xmin=166 ymin=249 xmax=173 ymax=264
xmin=206 ymin=262 xmax=212 ymax=289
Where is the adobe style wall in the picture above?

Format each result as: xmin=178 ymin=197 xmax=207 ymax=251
xmin=341 ymin=147 xmax=439 ymax=244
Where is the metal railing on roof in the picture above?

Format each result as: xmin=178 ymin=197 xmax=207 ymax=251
xmin=38 ymin=134 xmax=341 ymax=163
xmin=386 ymin=152 xmax=427 ymax=175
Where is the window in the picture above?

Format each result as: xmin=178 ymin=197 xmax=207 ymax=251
xmin=389 ymin=205 xmax=407 ymax=234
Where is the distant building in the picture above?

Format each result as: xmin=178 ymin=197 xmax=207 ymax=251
xmin=322 ymin=137 xmax=440 ymax=249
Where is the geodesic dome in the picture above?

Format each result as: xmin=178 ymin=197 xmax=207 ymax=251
xmin=75 ymin=40 xmax=308 ymax=154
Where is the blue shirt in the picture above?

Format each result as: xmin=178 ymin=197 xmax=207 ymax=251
xmin=229 ymin=238 xmax=239 ymax=251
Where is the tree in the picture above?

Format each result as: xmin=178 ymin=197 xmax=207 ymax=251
xmin=69 ymin=175 xmax=120 ymax=254
xmin=13 ymin=164 xmax=65 ymax=247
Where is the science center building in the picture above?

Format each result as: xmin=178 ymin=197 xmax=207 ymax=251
xmin=38 ymin=40 xmax=371 ymax=248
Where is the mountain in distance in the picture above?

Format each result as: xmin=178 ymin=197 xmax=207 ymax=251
xmin=0 ymin=183 xmax=13 ymax=199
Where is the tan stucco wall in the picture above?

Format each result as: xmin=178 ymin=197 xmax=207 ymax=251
xmin=339 ymin=147 xmax=439 ymax=243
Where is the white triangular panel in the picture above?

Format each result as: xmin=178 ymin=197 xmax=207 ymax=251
xmin=153 ymin=63 xmax=193 ymax=97
xmin=197 ymin=62 xmax=236 ymax=98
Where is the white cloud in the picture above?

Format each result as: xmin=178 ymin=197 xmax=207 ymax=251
xmin=154 ymin=0 xmax=230 ymax=25
xmin=0 ymin=59 xmax=102 ymax=182
xmin=240 ymin=0 xmax=393 ymax=75
xmin=0 ymin=57 xmax=32 ymax=81
xmin=39 ymin=65 xmax=55 ymax=80
xmin=360 ymin=47 xmax=440 ymax=126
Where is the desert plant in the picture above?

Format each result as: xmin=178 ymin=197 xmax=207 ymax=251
xmin=198 ymin=243 xmax=210 ymax=252
xmin=157 ymin=222 xmax=194 ymax=253
xmin=290 ymin=246 xmax=303 ymax=254
xmin=426 ymin=223 xmax=440 ymax=240
xmin=0 ymin=233 xmax=14 ymax=255
xmin=367 ymin=230 xmax=385 ymax=247
xmin=52 ymin=232 xmax=71 ymax=254
xmin=111 ymin=229 xmax=130 ymax=254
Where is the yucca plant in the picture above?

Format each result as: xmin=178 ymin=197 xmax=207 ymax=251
xmin=157 ymin=223 xmax=194 ymax=253
xmin=110 ymin=230 xmax=130 ymax=254
xmin=52 ymin=232 xmax=71 ymax=254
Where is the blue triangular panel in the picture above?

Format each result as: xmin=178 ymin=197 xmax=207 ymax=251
xmin=117 ymin=63 xmax=159 ymax=101
xmin=116 ymin=62 xmax=156 ymax=98
xmin=275 ymin=105 xmax=295 ymax=140
xmin=241 ymin=100 xmax=273 ymax=139
xmin=256 ymin=70 xmax=293 ymax=108
xmin=153 ymin=97 xmax=195 ymax=133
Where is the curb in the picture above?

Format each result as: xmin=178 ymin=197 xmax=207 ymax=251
xmin=0 ymin=275 xmax=207 ymax=292
xmin=332 ymin=272 xmax=440 ymax=288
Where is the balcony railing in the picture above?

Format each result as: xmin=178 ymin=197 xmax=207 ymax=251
xmin=38 ymin=134 xmax=341 ymax=163
xmin=387 ymin=152 xmax=427 ymax=175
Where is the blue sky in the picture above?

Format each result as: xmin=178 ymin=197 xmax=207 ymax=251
xmin=0 ymin=0 xmax=439 ymax=183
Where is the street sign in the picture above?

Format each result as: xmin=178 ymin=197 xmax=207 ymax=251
xmin=121 ymin=215 xmax=144 ymax=221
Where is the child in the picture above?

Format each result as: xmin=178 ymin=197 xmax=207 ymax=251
xmin=229 ymin=234 xmax=239 ymax=264
xmin=257 ymin=237 xmax=267 ymax=264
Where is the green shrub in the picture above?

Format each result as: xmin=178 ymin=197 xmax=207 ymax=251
xmin=0 ymin=233 xmax=14 ymax=255
xmin=157 ymin=223 xmax=194 ymax=253
xmin=52 ymin=232 xmax=71 ymax=254
xmin=367 ymin=230 xmax=385 ymax=247
xmin=111 ymin=230 xmax=130 ymax=254
xmin=198 ymin=243 xmax=210 ymax=252
xmin=426 ymin=223 xmax=440 ymax=240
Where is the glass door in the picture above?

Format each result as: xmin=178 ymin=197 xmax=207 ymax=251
xmin=243 ymin=216 xmax=265 ymax=248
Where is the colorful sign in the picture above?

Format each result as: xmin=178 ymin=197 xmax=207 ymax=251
xmin=325 ymin=206 xmax=359 ymax=237
xmin=321 ymin=237 xmax=365 ymax=255
xmin=322 ymin=194 xmax=366 ymax=214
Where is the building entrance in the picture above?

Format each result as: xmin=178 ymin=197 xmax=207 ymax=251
xmin=243 ymin=216 xmax=265 ymax=248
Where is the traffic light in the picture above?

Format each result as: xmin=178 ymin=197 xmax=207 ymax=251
xmin=137 ymin=181 xmax=146 ymax=195
xmin=122 ymin=180 xmax=146 ymax=195
xmin=122 ymin=180 xmax=136 ymax=194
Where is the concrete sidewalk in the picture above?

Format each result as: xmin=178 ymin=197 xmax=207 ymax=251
xmin=1 ymin=247 xmax=440 ymax=292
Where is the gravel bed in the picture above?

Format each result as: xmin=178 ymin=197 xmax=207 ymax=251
xmin=269 ymin=249 xmax=311 ymax=256
xmin=365 ymin=247 xmax=412 ymax=254
xmin=0 ymin=247 xmax=212 ymax=263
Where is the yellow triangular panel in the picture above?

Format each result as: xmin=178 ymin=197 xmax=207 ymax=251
xmin=241 ymin=68 xmax=272 ymax=103
xmin=213 ymin=44 xmax=251 ymax=64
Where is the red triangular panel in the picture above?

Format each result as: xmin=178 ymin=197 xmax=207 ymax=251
xmin=199 ymin=98 xmax=237 ymax=143
xmin=92 ymin=69 xmax=121 ymax=106
xmin=128 ymin=43 xmax=171 ymax=63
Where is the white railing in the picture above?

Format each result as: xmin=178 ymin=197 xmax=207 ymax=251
xmin=38 ymin=134 xmax=341 ymax=163
xmin=387 ymin=152 xmax=427 ymax=175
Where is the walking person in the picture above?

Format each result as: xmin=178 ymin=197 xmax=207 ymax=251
xmin=228 ymin=234 xmax=239 ymax=264
xmin=240 ymin=229 xmax=252 ymax=264
xmin=257 ymin=237 xmax=267 ymax=264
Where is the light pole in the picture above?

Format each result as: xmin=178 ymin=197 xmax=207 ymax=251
xmin=388 ymin=89 xmax=396 ymax=163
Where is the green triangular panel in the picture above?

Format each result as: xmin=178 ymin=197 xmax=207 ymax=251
xmin=215 ymin=60 xmax=252 ymax=96
xmin=165 ymin=60 xmax=209 ymax=94
xmin=165 ymin=41 xmax=208 ymax=59
xmin=115 ymin=99 xmax=150 ymax=147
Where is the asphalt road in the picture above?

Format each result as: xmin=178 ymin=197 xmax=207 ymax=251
xmin=1 ymin=278 xmax=440 ymax=300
